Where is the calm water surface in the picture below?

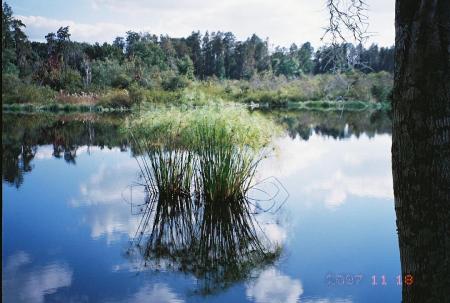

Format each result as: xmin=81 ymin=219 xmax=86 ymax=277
xmin=2 ymin=110 xmax=401 ymax=302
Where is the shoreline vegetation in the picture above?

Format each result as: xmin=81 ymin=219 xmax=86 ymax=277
xmin=3 ymin=72 xmax=392 ymax=113
xmin=2 ymin=2 xmax=393 ymax=113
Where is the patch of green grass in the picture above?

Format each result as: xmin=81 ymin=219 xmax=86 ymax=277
xmin=127 ymin=105 xmax=280 ymax=149
xmin=98 ymin=89 xmax=133 ymax=108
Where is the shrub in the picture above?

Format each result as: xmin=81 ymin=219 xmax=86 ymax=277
xmin=99 ymin=89 xmax=132 ymax=108
xmin=2 ymin=73 xmax=22 ymax=98
xmin=128 ymin=83 xmax=147 ymax=105
xmin=2 ymin=74 xmax=56 ymax=104
xmin=91 ymin=59 xmax=130 ymax=88
xmin=177 ymin=55 xmax=195 ymax=80
xmin=20 ymin=84 xmax=56 ymax=104
xmin=371 ymin=84 xmax=390 ymax=102
xmin=162 ymin=75 xmax=190 ymax=91
xmin=144 ymin=89 xmax=181 ymax=104
xmin=60 ymin=68 xmax=83 ymax=93
xmin=112 ymin=73 xmax=132 ymax=88
xmin=367 ymin=72 xmax=393 ymax=102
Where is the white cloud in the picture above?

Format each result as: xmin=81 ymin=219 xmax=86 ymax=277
xmin=3 ymin=251 xmax=31 ymax=271
xmin=34 ymin=145 xmax=120 ymax=160
xmin=108 ymin=283 xmax=184 ymax=303
xmin=2 ymin=252 xmax=73 ymax=303
xmin=310 ymin=168 xmax=393 ymax=209
xmin=70 ymin=156 xmax=141 ymax=206
xmin=246 ymin=267 xmax=303 ymax=303
xmin=258 ymin=132 xmax=393 ymax=210
xmin=68 ymin=155 xmax=145 ymax=243
xmin=17 ymin=0 xmax=393 ymax=46
xmin=17 ymin=15 xmax=130 ymax=43
xmin=34 ymin=145 xmax=55 ymax=160
xmin=301 ymin=299 xmax=353 ymax=303
xmin=262 ymin=223 xmax=287 ymax=245
xmin=88 ymin=207 xmax=140 ymax=243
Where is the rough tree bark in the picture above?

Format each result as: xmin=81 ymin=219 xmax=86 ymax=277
xmin=392 ymin=0 xmax=450 ymax=302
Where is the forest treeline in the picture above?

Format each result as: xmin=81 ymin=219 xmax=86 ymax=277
xmin=2 ymin=2 xmax=393 ymax=108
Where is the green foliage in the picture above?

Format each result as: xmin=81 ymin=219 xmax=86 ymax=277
xmin=142 ymin=89 xmax=181 ymax=104
xmin=2 ymin=48 xmax=19 ymax=75
xmin=2 ymin=2 xmax=395 ymax=106
xmin=368 ymin=71 xmax=393 ymax=102
xmin=189 ymin=118 xmax=263 ymax=210
xmin=111 ymin=73 xmax=131 ymax=88
xmin=177 ymin=55 xmax=195 ymax=80
xmin=127 ymin=82 xmax=147 ymax=105
xmin=91 ymin=59 xmax=127 ymax=88
xmin=99 ymin=89 xmax=132 ymax=108
xmin=219 ymin=72 xmax=393 ymax=105
xmin=2 ymin=73 xmax=55 ymax=104
xmin=371 ymin=84 xmax=389 ymax=102
xmin=162 ymin=75 xmax=191 ymax=91
xmin=91 ymin=58 xmax=136 ymax=89
xmin=129 ymin=40 xmax=167 ymax=70
xmin=2 ymin=72 xmax=22 ymax=93
xmin=60 ymin=68 xmax=83 ymax=93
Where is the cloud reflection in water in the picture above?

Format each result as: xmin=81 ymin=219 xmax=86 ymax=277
xmin=246 ymin=267 xmax=303 ymax=303
xmin=2 ymin=251 xmax=73 ymax=303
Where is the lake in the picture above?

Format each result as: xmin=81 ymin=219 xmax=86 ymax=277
xmin=2 ymin=110 xmax=401 ymax=303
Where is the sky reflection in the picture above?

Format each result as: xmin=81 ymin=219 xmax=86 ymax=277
xmin=259 ymin=132 xmax=393 ymax=210
xmin=2 ymin=251 xmax=73 ymax=303
xmin=246 ymin=267 xmax=303 ymax=303
xmin=2 ymin=112 xmax=400 ymax=302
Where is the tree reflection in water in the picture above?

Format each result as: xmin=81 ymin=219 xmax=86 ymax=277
xmin=2 ymin=110 xmax=390 ymax=188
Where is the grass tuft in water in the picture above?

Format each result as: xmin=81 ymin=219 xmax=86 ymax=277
xmin=128 ymin=108 xmax=281 ymax=293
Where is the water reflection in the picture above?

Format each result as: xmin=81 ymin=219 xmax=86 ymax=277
xmin=2 ymin=252 xmax=73 ymax=303
xmin=259 ymin=133 xmax=393 ymax=209
xmin=70 ymin=151 xmax=142 ymax=244
xmin=2 ymin=110 xmax=391 ymax=189
xmin=246 ymin=268 xmax=303 ymax=303
xmin=2 ymin=110 xmax=398 ymax=302
xmin=126 ymin=126 xmax=286 ymax=294
xmin=110 ymin=283 xmax=183 ymax=303
xmin=2 ymin=113 xmax=129 ymax=188
xmin=257 ymin=109 xmax=391 ymax=140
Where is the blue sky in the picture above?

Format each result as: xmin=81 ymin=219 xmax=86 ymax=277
xmin=8 ymin=0 xmax=394 ymax=48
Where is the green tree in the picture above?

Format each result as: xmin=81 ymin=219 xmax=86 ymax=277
xmin=177 ymin=55 xmax=195 ymax=80
xmin=186 ymin=31 xmax=202 ymax=77
xmin=297 ymin=42 xmax=314 ymax=74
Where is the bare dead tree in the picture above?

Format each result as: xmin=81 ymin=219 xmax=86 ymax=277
xmin=321 ymin=0 xmax=370 ymax=72
xmin=322 ymin=0 xmax=370 ymax=45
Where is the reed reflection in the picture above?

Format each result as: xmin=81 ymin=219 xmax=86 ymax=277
xmin=127 ymin=115 xmax=287 ymax=294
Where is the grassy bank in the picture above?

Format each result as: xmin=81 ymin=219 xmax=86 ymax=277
xmin=3 ymin=72 xmax=392 ymax=112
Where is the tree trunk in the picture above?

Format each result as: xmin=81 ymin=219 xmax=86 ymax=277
xmin=393 ymin=0 xmax=450 ymax=302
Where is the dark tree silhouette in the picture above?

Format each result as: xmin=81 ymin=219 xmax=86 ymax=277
xmin=392 ymin=1 xmax=450 ymax=302
xmin=325 ymin=1 xmax=449 ymax=302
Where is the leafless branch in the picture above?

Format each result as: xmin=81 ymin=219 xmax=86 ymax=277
xmin=322 ymin=0 xmax=370 ymax=45
xmin=321 ymin=0 xmax=371 ymax=72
